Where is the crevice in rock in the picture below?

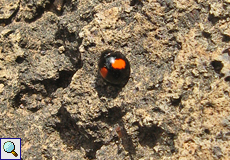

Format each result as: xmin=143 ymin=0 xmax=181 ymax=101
xmin=55 ymin=26 xmax=77 ymax=43
xmin=39 ymin=70 xmax=76 ymax=96
xmin=208 ymin=13 xmax=230 ymax=25
xmin=224 ymin=76 xmax=230 ymax=82
xmin=79 ymin=6 xmax=96 ymax=23
xmin=13 ymin=69 xmax=76 ymax=109
xmin=208 ymin=14 xmax=220 ymax=25
xmin=152 ymin=107 xmax=166 ymax=114
xmin=15 ymin=56 xmax=25 ymax=64
xmin=170 ymin=96 xmax=182 ymax=106
xmin=24 ymin=1 xmax=55 ymax=23
xmin=56 ymin=70 xmax=75 ymax=88
xmin=222 ymin=48 xmax=230 ymax=55
xmin=13 ymin=83 xmax=45 ymax=109
xmin=13 ymin=91 xmax=24 ymax=108
xmin=165 ymin=132 xmax=177 ymax=153
xmin=0 ymin=3 xmax=20 ymax=26
xmin=202 ymin=31 xmax=211 ymax=39
xmin=51 ymin=106 xmax=103 ymax=159
xmin=138 ymin=125 xmax=163 ymax=148
xmin=42 ymin=149 xmax=52 ymax=160
xmin=130 ymin=0 xmax=143 ymax=6
xmin=93 ymin=106 xmax=136 ymax=157
xmin=222 ymin=34 xmax=230 ymax=43
xmin=94 ymin=106 xmax=126 ymax=125
xmin=138 ymin=124 xmax=176 ymax=154
xmin=211 ymin=60 xmax=223 ymax=74
xmin=204 ymin=128 xmax=211 ymax=134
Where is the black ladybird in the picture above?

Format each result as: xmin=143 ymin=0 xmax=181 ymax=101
xmin=98 ymin=50 xmax=130 ymax=85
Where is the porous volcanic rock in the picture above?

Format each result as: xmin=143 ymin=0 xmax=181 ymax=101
xmin=0 ymin=0 xmax=229 ymax=159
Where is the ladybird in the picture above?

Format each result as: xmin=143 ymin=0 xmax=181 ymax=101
xmin=98 ymin=50 xmax=130 ymax=85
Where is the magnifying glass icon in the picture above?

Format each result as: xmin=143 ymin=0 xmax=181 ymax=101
xmin=3 ymin=141 xmax=18 ymax=157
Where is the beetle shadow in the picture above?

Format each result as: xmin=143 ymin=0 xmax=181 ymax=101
xmin=94 ymin=74 xmax=124 ymax=98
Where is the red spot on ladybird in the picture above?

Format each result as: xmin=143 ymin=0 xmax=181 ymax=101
xmin=100 ymin=67 xmax=108 ymax=78
xmin=112 ymin=59 xmax=126 ymax=70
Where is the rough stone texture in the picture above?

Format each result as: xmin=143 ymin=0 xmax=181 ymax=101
xmin=0 ymin=0 xmax=229 ymax=159
xmin=0 ymin=0 xmax=20 ymax=20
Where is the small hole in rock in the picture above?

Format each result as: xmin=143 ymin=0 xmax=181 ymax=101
xmin=224 ymin=76 xmax=230 ymax=82
xmin=224 ymin=91 xmax=229 ymax=96
xmin=222 ymin=34 xmax=230 ymax=42
xmin=15 ymin=56 xmax=25 ymax=64
xmin=204 ymin=129 xmax=210 ymax=134
xmin=202 ymin=31 xmax=211 ymax=39
xmin=130 ymin=0 xmax=143 ymax=6
xmin=222 ymin=48 xmax=230 ymax=56
xmin=171 ymin=96 xmax=182 ymax=106
xmin=211 ymin=60 xmax=223 ymax=74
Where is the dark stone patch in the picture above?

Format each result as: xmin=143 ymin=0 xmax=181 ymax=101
xmin=13 ymin=69 xmax=76 ymax=109
xmin=15 ymin=56 xmax=25 ymax=64
xmin=37 ymin=70 xmax=76 ymax=96
xmin=222 ymin=48 xmax=230 ymax=56
xmin=64 ymin=0 xmax=79 ymax=12
xmin=94 ymin=73 xmax=122 ymax=98
xmin=55 ymin=26 xmax=77 ymax=43
xmin=202 ymin=31 xmax=211 ymax=39
xmin=225 ymin=76 xmax=230 ymax=82
xmin=187 ymin=9 xmax=200 ymax=25
xmin=222 ymin=34 xmax=230 ymax=43
xmin=52 ymin=106 xmax=103 ymax=159
xmin=138 ymin=124 xmax=176 ymax=154
xmin=208 ymin=14 xmax=220 ymax=25
xmin=170 ymin=96 xmax=182 ymax=106
xmin=211 ymin=60 xmax=223 ymax=74
xmin=138 ymin=125 xmax=163 ymax=148
xmin=94 ymin=106 xmax=126 ymax=125
xmin=130 ymin=0 xmax=143 ymax=6
xmin=204 ymin=128 xmax=211 ymax=134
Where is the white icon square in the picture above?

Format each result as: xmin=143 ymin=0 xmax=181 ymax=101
xmin=0 ymin=138 xmax=21 ymax=160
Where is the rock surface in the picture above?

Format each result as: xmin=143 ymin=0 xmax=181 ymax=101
xmin=0 ymin=0 xmax=229 ymax=159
